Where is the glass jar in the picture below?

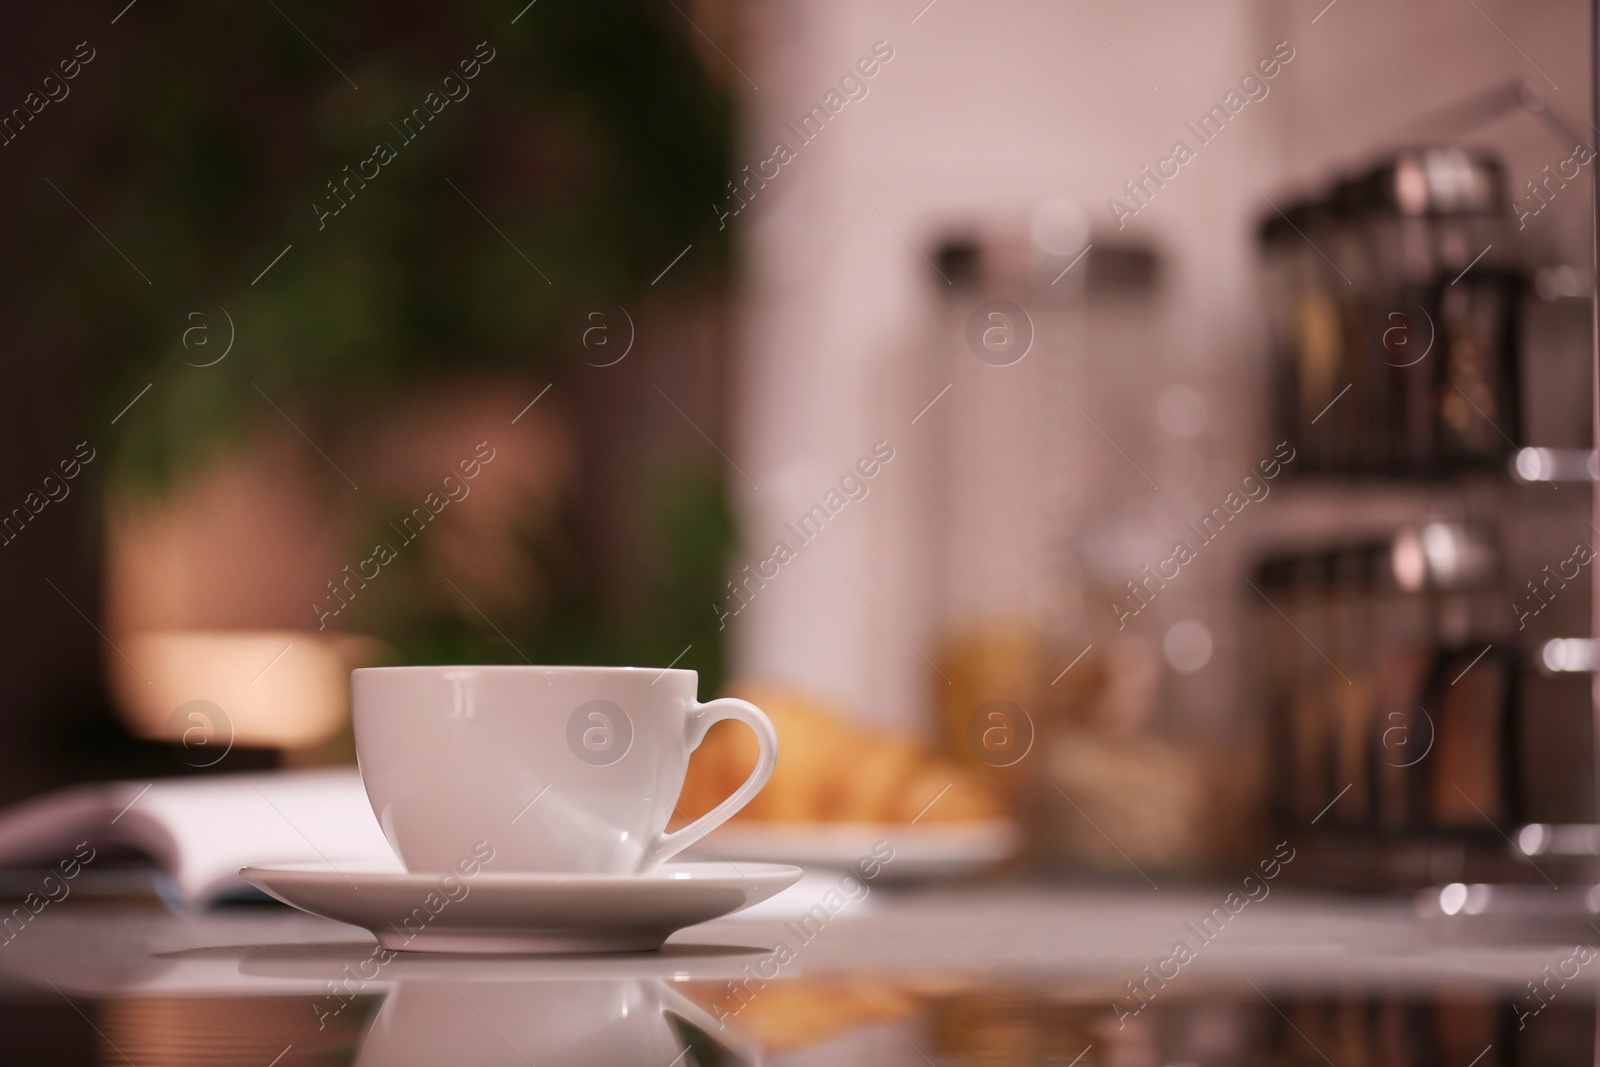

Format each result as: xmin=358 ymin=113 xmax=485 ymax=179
xmin=1356 ymin=148 xmax=1524 ymax=475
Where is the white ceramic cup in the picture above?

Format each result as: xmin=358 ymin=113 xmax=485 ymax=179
xmin=352 ymin=665 xmax=778 ymax=875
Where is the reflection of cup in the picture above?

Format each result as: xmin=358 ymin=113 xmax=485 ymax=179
xmin=353 ymin=666 xmax=777 ymax=874
xmin=354 ymin=979 xmax=756 ymax=1067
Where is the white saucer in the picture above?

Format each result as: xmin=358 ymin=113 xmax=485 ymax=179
xmin=240 ymin=861 xmax=802 ymax=955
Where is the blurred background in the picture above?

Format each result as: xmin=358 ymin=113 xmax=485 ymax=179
xmin=0 ymin=0 xmax=1596 ymax=893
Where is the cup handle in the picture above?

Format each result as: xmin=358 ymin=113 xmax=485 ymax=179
xmin=642 ymin=697 xmax=778 ymax=870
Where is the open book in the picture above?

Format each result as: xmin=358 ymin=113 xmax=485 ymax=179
xmin=0 ymin=769 xmax=399 ymax=908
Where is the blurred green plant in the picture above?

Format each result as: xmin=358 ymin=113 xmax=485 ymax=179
xmin=404 ymin=458 xmax=737 ymax=693
xmin=18 ymin=0 xmax=738 ymax=682
xmin=30 ymin=0 xmax=732 ymax=483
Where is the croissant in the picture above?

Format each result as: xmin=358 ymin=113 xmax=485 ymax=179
xmin=677 ymin=681 xmax=1002 ymax=824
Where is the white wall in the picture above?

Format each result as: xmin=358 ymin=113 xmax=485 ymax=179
xmin=725 ymin=0 xmax=1592 ymax=733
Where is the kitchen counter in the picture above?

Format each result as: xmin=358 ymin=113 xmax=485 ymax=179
xmin=2 ymin=883 xmax=1597 ymax=1064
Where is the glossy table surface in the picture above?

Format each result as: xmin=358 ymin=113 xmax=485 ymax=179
xmin=2 ymin=879 xmax=1597 ymax=1065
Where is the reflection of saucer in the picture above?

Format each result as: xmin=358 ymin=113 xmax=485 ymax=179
xmin=241 ymin=861 xmax=802 ymax=954
xmin=233 ymin=942 xmax=774 ymax=985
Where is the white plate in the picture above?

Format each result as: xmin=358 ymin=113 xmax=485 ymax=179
xmin=240 ymin=861 xmax=802 ymax=955
xmin=690 ymin=820 xmax=1019 ymax=881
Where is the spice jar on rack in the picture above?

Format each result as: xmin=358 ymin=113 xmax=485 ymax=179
xmin=1354 ymin=148 xmax=1524 ymax=475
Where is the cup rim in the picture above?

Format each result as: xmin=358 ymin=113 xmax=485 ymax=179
xmin=352 ymin=664 xmax=696 ymax=678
